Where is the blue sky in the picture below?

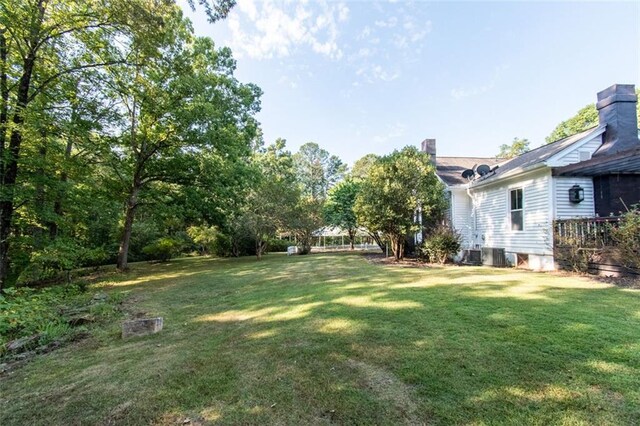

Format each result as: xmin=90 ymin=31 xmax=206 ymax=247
xmin=179 ymin=0 xmax=639 ymax=166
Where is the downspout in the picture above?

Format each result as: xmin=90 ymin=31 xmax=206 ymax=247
xmin=466 ymin=184 xmax=478 ymax=249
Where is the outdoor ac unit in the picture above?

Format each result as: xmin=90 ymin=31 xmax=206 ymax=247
xmin=482 ymin=248 xmax=507 ymax=267
xmin=463 ymin=249 xmax=482 ymax=265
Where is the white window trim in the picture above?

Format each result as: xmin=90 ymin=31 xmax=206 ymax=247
xmin=508 ymin=187 xmax=525 ymax=232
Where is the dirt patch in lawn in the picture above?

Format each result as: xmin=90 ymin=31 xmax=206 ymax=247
xmin=346 ymin=359 xmax=423 ymax=424
xmin=361 ymin=253 xmax=437 ymax=269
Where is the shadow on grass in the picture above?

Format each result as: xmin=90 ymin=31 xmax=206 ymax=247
xmin=2 ymin=252 xmax=639 ymax=425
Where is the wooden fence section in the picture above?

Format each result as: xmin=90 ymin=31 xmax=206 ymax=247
xmin=553 ymin=217 xmax=620 ymax=248
xmin=553 ymin=217 xmax=639 ymax=277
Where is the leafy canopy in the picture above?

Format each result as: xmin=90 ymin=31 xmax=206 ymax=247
xmin=497 ymin=137 xmax=530 ymax=159
xmin=354 ymin=146 xmax=446 ymax=260
xmin=546 ymin=89 xmax=640 ymax=143
xmin=293 ymin=142 xmax=346 ymax=200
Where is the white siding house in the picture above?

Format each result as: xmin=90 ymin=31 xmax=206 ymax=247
xmin=424 ymin=84 xmax=640 ymax=271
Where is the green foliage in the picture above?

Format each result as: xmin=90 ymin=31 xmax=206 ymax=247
xmin=354 ymin=146 xmax=447 ymax=260
xmin=187 ymin=226 xmax=219 ymax=255
xmin=0 ymin=0 xmax=261 ymax=286
xmin=293 ymin=142 xmax=347 ymax=200
xmin=350 ymin=154 xmax=379 ymax=181
xmin=186 ymin=0 xmax=237 ymax=23
xmin=0 ymin=283 xmax=124 ymax=355
xmin=289 ymin=197 xmax=324 ymax=255
xmin=17 ymin=240 xmax=108 ymax=286
xmin=497 ymin=137 xmax=530 ymax=159
xmin=241 ymin=139 xmax=300 ymax=259
xmin=553 ymin=219 xmax=602 ymax=273
xmin=611 ymin=206 xmax=640 ymax=269
xmin=324 ymin=179 xmax=359 ymax=230
xmin=419 ymin=227 xmax=462 ymax=264
xmin=142 ymin=238 xmax=182 ymax=262
xmin=0 ymin=285 xmax=78 ymax=350
xmin=267 ymin=238 xmax=289 ymax=253
xmin=546 ymin=90 xmax=640 ymax=143
xmin=324 ymin=179 xmax=360 ymax=248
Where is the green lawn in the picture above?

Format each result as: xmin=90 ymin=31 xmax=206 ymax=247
xmin=1 ymin=252 xmax=639 ymax=425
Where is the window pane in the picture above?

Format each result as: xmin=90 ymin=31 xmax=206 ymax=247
xmin=511 ymin=210 xmax=523 ymax=231
xmin=510 ymin=188 xmax=523 ymax=210
xmin=517 ymin=189 xmax=523 ymax=209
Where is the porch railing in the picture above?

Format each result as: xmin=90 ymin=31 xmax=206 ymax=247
xmin=553 ymin=217 xmax=621 ymax=248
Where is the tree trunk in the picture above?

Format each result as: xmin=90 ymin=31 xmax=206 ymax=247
xmin=255 ymin=236 xmax=265 ymax=260
xmin=49 ymin=138 xmax=73 ymax=239
xmin=367 ymin=231 xmax=386 ymax=253
xmin=116 ymin=186 xmax=140 ymax=271
xmin=0 ymin=50 xmax=37 ymax=288
xmin=33 ymin=140 xmax=47 ymax=249
xmin=348 ymin=228 xmax=356 ymax=250
xmin=392 ymin=235 xmax=404 ymax=260
xmin=0 ymin=28 xmax=8 ymax=177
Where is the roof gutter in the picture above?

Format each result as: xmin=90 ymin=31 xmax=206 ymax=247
xmin=468 ymin=162 xmax=548 ymax=190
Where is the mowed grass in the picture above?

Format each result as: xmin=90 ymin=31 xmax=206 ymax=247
xmin=1 ymin=253 xmax=640 ymax=425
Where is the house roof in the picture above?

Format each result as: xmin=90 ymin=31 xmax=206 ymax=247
xmin=436 ymin=156 xmax=503 ymax=186
xmin=553 ymin=147 xmax=640 ymax=176
xmin=469 ymin=126 xmax=605 ymax=186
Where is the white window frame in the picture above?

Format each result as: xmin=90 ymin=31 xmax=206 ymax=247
xmin=509 ymin=187 xmax=524 ymax=232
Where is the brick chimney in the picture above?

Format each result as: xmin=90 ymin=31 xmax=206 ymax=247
xmin=421 ymin=138 xmax=436 ymax=165
xmin=594 ymin=84 xmax=639 ymax=157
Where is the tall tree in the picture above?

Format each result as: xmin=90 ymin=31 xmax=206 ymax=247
xmin=323 ymin=179 xmax=360 ymax=250
xmin=350 ymin=153 xmax=378 ymax=181
xmin=546 ymin=89 xmax=640 ymax=143
xmin=0 ymin=0 xmax=149 ymax=288
xmin=293 ymin=142 xmax=346 ymax=200
xmin=242 ymin=139 xmax=299 ymax=260
xmin=106 ymin=22 xmax=261 ymax=270
xmin=349 ymin=153 xmax=385 ymax=251
xmin=497 ymin=137 xmax=530 ymax=159
xmin=354 ymin=146 xmax=446 ymax=260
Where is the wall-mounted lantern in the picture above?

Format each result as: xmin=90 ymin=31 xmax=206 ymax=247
xmin=569 ymin=184 xmax=584 ymax=204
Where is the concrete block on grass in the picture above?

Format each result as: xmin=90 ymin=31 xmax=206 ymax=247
xmin=122 ymin=317 xmax=163 ymax=339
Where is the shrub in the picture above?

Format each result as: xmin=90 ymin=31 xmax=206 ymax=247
xmin=0 ymin=284 xmax=124 ymax=356
xmin=0 ymin=285 xmax=80 ymax=351
xmin=16 ymin=239 xmax=99 ymax=286
xmin=187 ymin=226 xmax=219 ymax=255
xmin=211 ymin=233 xmax=233 ymax=257
xmin=267 ymin=238 xmax=290 ymax=253
xmin=79 ymin=247 xmax=109 ymax=268
xmin=142 ymin=238 xmax=181 ymax=262
xmin=554 ymin=234 xmax=591 ymax=273
xmin=611 ymin=206 xmax=640 ymax=269
xmin=419 ymin=226 xmax=462 ymax=264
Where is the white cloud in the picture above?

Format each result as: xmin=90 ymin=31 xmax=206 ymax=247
xmin=354 ymin=64 xmax=396 ymax=84
xmin=358 ymin=26 xmax=372 ymax=39
xmin=374 ymin=17 xmax=398 ymax=28
xmin=226 ymin=0 xmax=349 ymax=60
xmin=350 ymin=7 xmax=431 ymax=84
xmin=237 ymin=0 xmax=258 ymax=21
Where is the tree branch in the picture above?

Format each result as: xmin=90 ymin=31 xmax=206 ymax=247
xmin=28 ymin=60 xmax=127 ymax=103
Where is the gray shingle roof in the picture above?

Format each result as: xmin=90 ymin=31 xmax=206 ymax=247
xmin=470 ymin=126 xmax=604 ymax=185
xmin=436 ymin=157 xmax=503 ymax=186
xmin=554 ymin=147 xmax=640 ymax=176
xmin=435 ymin=126 xmax=605 ymax=187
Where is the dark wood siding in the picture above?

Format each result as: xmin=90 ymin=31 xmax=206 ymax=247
xmin=594 ymin=174 xmax=640 ymax=216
